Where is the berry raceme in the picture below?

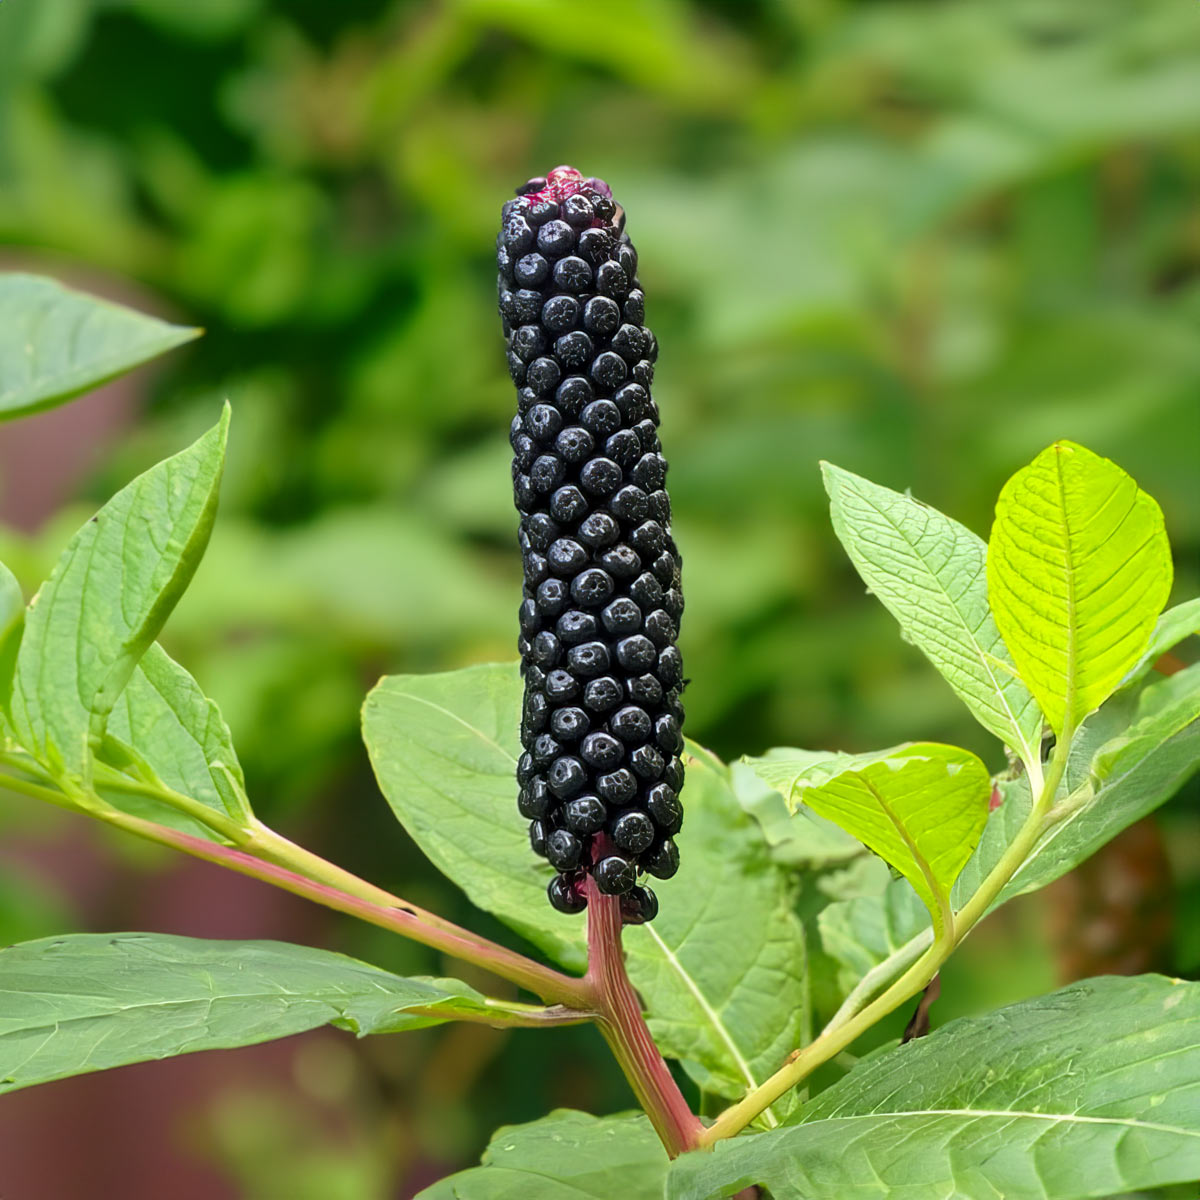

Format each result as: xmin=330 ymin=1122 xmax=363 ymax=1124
xmin=499 ymin=165 xmax=684 ymax=924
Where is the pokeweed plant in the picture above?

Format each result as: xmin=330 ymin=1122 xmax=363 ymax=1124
xmin=0 ymin=163 xmax=1198 ymax=1197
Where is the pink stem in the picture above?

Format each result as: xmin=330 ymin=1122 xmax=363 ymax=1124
xmin=102 ymin=812 xmax=591 ymax=1008
xmin=584 ymin=878 xmax=704 ymax=1156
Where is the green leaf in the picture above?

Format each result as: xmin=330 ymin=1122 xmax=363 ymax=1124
xmin=748 ymin=743 xmax=990 ymax=937
xmin=0 ymin=560 xmax=23 ymax=703
xmin=0 ymin=274 xmax=200 ymax=420
xmin=1124 ymin=596 xmax=1200 ymax=686
xmin=623 ymin=749 xmax=807 ymax=1123
xmin=363 ymin=665 xmax=808 ymax=1115
xmin=822 ymin=462 xmax=1043 ymax=763
xmin=0 ymin=932 xmax=492 ymax=1093
xmin=732 ymin=757 xmax=866 ymax=868
xmin=987 ymin=441 xmax=1173 ymax=737
xmin=415 ymin=1110 xmax=667 ymax=1200
xmin=999 ymin=662 xmax=1200 ymax=903
xmin=816 ymin=665 xmax=1200 ymax=1009
xmin=362 ymin=663 xmax=586 ymax=971
xmin=669 ymin=974 xmax=1200 ymax=1200
xmin=8 ymin=408 xmax=229 ymax=782
xmin=102 ymin=642 xmax=251 ymax=829
xmin=817 ymin=876 xmax=926 ymax=999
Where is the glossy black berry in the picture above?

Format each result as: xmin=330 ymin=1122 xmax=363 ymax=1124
xmin=548 ymin=874 xmax=588 ymax=914
xmin=611 ymin=809 xmax=655 ymax=854
xmin=595 ymin=854 xmax=636 ymax=895
xmin=550 ymin=706 xmax=589 ymax=741
xmin=529 ymin=819 xmax=547 ymax=855
xmin=518 ymin=777 xmax=552 ymax=819
xmin=502 ymin=167 xmax=685 ymax=919
xmin=562 ymin=794 xmax=607 ymax=834
xmin=620 ymin=885 xmax=658 ymax=925
xmin=548 ymin=755 xmax=587 ymax=798
xmin=580 ymin=730 xmax=624 ymax=771
xmin=610 ymin=705 xmax=652 ymax=743
xmin=583 ymin=676 xmax=623 ymax=712
xmin=643 ymin=836 xmax=680 ymax=880
xmin=545 ymin=828 xmax=584 ymax=870
xmin=646 ymin=782 xmax=683 ymax=833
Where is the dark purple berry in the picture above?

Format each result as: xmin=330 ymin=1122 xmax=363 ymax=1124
xmin=578 ymin=511 xmax=620 ymax=547
xmin=556 ymin=610 xmax=598 ymax=644
xmin=542 ymin=295 xmax=580 ymax=332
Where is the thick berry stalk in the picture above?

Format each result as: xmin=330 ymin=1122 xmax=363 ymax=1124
xmin=498 ymin=166 xmax=684 ymax=922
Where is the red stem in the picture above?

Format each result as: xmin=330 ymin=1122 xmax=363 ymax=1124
xmin=584 ymin=878 xmax=704 ymax=1156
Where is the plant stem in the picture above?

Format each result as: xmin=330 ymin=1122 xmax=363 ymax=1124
xmin=583 ymin=879 xmax=704 ymax=1157
xmin=39 ymin=796 xmax=591 ymax=1008
xmin=699 ymin=734 xmax=1075 ymax=1146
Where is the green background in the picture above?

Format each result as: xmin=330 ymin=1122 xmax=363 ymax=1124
xmin=0 ymin=1 xmax=1197 ymax=1196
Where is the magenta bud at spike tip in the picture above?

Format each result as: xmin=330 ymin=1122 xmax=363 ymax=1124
xmin=498 ymin=168 xmax=683 ymax=922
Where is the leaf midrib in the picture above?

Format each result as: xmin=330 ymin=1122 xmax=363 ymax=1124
xmin=642 ymin=924 xmax=779 ymax=1128
xmin=796 ymin=1106 xmax=1200 ymax=1139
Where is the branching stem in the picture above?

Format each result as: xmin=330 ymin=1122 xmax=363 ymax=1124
xmin=0 ymin=767 xmax=591 ymax=1008
xmin=698 ymin=732 xmax=1075 ymax=1146
xmin=583 ymin=879 xmax=704 ymax=1156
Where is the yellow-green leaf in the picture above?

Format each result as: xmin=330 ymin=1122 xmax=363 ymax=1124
xmin=749 ymin=743 xmax=990 ymax=937
xmin=987 ymin=441 xmax=1172 ymax=738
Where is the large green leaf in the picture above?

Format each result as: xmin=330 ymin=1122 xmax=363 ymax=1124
xmin=748 ymin=743 xmax=990 ymax=938
xmin=669 ymin=975 xmax=1200 ymax=1200
xmin=817 ymin=876 xmax=926 ymax=999
xmin=363 ymin=664 xmax=808 ymax=1116
xmin=8 ymin=408 xmax=229 ymax=782
xmin=0 ymin=274 xmax=200 ymax=420
xmin=732 ymin=756 xmax=866 ymax=868
xmin=987 ymin=441 xmax=1172 ymax=737
xmin=622 ymin=748 xmax=807 ymax=1123
xmin=416 ymin=1110 xmax=667 ymax=1200
xmin=1124 ymin=596 xmax=1200 ymax=685
xmin=102 ymin=641 xmax=251 ymax=830
xmin=0 ymin=560 xmax=23 ymax=704
xmin=0 ymin=932 xmax=492 ymax=1093
xmin=823 ymin=462 xmax=1043 ymax=764
xmin=362 ymin=662 xmax=586 ymax=971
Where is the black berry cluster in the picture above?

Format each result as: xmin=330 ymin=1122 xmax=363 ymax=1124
xmin=498 ymin=166 xmax=684 ymax=924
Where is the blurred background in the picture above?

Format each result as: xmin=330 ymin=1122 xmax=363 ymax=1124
xmin=0 ymin=0 xmax=1198 ymax=1195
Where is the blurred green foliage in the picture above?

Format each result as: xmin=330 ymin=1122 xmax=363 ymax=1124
xmin=1 ymin=0 xmax=1198 ymax=1193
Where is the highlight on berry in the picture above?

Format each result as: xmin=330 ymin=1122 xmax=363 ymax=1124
xmin=498 ymin=166 xmax=685 ymax=923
